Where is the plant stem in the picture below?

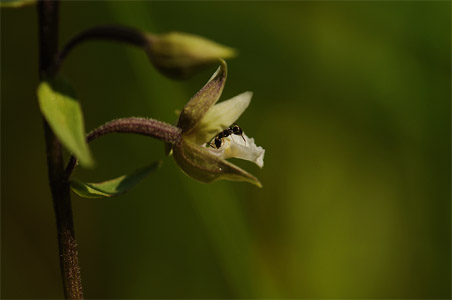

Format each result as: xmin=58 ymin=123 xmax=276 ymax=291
xmin=38 ymin=1 xmax=84 ymax=299
xmin=65 ymin=117 xmax=182 ymax=178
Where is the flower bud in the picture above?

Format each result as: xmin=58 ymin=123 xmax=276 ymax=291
xmin=145 ymin=32 xmax=236 ymax=79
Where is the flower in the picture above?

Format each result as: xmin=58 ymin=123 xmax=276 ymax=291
xmin=171 ymin=60 xmax=264 ymax=187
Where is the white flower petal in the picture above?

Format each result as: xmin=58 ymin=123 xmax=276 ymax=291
xmin=210 ymin=133 xmax=265 ymax=168
xmin=185 ymin=91 xmax=252 ymax=144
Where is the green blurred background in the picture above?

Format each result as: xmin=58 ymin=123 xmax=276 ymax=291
xmin=1 ymin=1 xmax=450 ymax=298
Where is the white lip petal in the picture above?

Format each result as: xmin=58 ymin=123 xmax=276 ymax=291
xmin=186 ymin=91 xmax=252 ymax=145
xmin=214 ymin=133 xmax=265 ymax=168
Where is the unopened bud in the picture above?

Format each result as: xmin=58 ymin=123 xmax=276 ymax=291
xmin=145 ymin=32 xmax=236 ymax=79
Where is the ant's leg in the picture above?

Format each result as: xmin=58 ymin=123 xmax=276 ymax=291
xmin=241 ymin=134 xmax=246 ymax=145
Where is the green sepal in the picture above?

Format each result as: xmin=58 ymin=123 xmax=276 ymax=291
xmin=173 ymin=139 xmax=261 ymax=187
xmin=177 ymin=60 xmax=227 ymax=132
xmin=37 ymin=76 xmax=94 ymax=167
xmin=71 ymin=161 xmax=162 ymax=198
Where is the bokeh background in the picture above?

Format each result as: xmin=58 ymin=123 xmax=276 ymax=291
xmin=1 ymin=1 xmax=450 ymax=299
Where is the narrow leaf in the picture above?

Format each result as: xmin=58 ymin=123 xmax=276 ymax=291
xmin=37 ymin=76 xmax=94 ymax=167
xmin=71 ymin=161 xmax=162 ymax=198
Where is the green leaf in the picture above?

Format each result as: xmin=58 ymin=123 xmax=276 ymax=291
xmin=0 ymin=0 xmax=36 ymax=8
xmin=37 ymin=77 xmax=94 ymax=167
xmin=70 ymin=161 xmax=162 ymax=198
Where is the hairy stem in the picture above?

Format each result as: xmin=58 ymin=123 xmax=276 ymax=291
xmin=54 ymin=25 xmax=149 ymax=73
xmin=38 ymin=1 xmax=83 ymax=299
xmin=65 ymin=117 xmax=182 ymax=178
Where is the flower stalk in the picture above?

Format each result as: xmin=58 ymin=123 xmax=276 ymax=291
xmin=65 ymin=117 xmax=181 ymax=178
xmin=53 ymin=25 xmax=235 ymax=79
xmin=54 ymin=25 xmax=148 ymax=73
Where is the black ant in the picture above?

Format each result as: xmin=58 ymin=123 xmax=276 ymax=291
xmin=208 ymin=124 xmax=246 ymax=149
